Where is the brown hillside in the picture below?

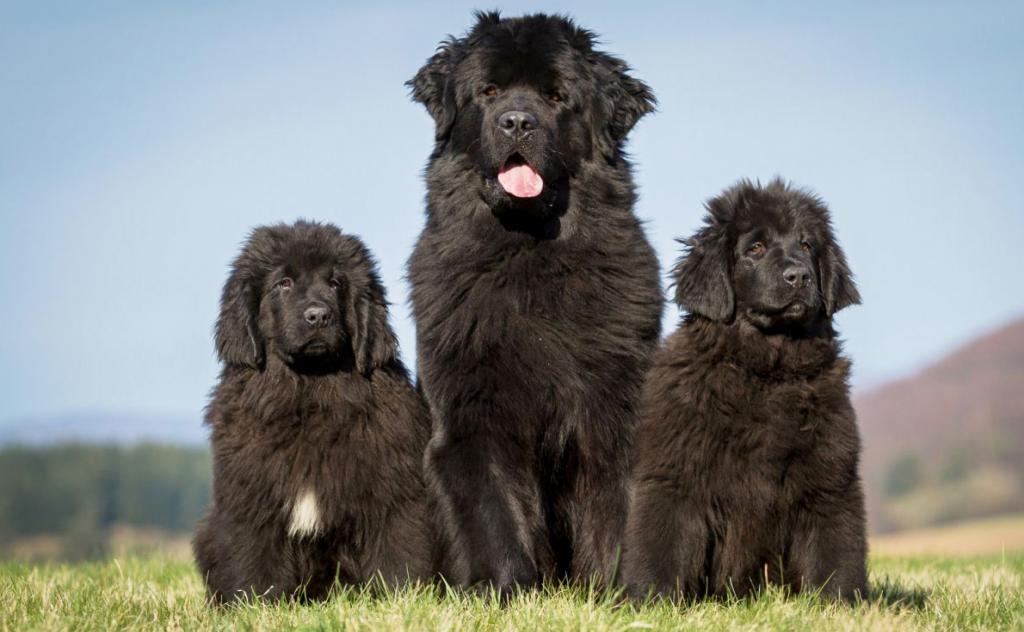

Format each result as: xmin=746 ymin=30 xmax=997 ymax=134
xmin=855 ymin=317 xmax=1024 ymax=532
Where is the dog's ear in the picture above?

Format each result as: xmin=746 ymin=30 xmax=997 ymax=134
xmin=672 ymin=221 xmax=735 ymax=322
xmin=819 ymin=240 xmax=861 ymax=317
xmin=215 ymin=262 xmax=264 ymax=369
xmin=408 ymin=40 xmax=457 ymax=141
xmin=591 ymin=52 xmax=656 ymax=146
xmin=343 ymin=275 xmax=397 ymax=376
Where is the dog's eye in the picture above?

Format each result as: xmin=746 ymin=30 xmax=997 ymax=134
xmin=800 ymin=241 xmax=813 ymax=253
xmin=277 ymin=278 xmax=293 ymax=290
xmin=548 ymin=91 xmax=563 ymax=103
xmin=329 ymin=278 xmax=343 ymax=289
xmin=482 ymin=85 xmax=499 ymax=98
xmin=747 ymin=242 xmax=766 ymax=256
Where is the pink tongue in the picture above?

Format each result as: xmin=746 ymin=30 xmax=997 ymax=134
xmin=497 ymin=163 xmax=544 ymax=198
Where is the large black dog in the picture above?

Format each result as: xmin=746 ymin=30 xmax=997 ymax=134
xmin=407 ymin=12 xmax=663 ymax=594
xmin=193 ymin=221 xmax=433 ymax=603
xmin=622 ymin=179 xmax=867 ymax=602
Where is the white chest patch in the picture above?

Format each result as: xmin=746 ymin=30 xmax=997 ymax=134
xmin=287 ymin=489 xmax=322 ymax=539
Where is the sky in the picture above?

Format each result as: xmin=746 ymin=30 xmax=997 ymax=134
xmin=1 ymin=1 xmax=1022 ymax=426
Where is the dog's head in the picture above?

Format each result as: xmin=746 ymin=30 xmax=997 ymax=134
xmin=215 ymin=221 xmax=397 ymax=374
xmin=409 ymin=11 xmax=655 ymax=219
xmin=673 ymin=179 xmax=860 ymax=330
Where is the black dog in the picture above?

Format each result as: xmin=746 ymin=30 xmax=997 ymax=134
xmin=407 ymin=12 xmax=663 ymax=594
xmin=193 ymin=221 xmax=433 ymax=603
xmin=622 ymin=179 xmax=867 ymax=602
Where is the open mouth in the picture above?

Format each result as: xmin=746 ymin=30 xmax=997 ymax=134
xmin=497 ymin=153 xmax=544 ymax=199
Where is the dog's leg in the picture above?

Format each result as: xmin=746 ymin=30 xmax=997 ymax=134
xmin=569 ymin=445 xmax=629 ymax=588
xmin=787 ymin=483 xmax=868 ymax=603
xmin=209 ymin=525 xmax=302 ymax=603
xmin=194 ymin=512 xmax=296 ymax=603
xmin=366 ymin=500 xmax=434 ymax=588
xmin=193 ymin=512 xmax=229 ymax=604
xmin=427 ymin=426 xmax=541 ymax=598
xmin=561 ymin=387 xmax=637 ymax=589
xmin=621 ymin=485 xmax=709 ymax=601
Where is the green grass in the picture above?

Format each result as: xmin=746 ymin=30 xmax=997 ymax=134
xmin=2 ymin=555 xmax=1023 ymax=631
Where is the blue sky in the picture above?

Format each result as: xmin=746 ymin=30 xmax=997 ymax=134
xmin=1 ymin=1 xmax=1022 ymax=425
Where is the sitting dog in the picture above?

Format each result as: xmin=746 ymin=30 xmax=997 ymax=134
xmin=623 ymin=179 xmax=867 ymax=602
xmin=193 ymin=220 xmax=433 ymax=603
xmin=407 ymin=11 xmax=663 ymax=595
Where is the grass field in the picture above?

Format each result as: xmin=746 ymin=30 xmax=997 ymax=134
xmin=2 ymin=553 xmax=1023 ymax=631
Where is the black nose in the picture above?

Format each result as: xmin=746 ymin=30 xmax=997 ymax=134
xmin=498 ymin=110 xmax=538 ymax=139
xmin=304 ymin=306 xmax=332 ymax=327
xmin=783 ymin=265 xmax=811 ymax=288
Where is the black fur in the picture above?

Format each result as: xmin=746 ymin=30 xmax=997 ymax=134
xmin=407 ymin=12 xmax=663 ymax=596
xmin=622 ymin=179 xmax=868 ymax=602
xmin=194 ymin=221 xmax=433 ymax=603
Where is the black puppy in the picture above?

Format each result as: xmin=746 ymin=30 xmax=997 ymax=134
xmin=193 ymin=221 xmax=433 ymax=603
xmin=623 ymin=179 xmax=867 ymax=602
xmin=407 ymin=12 xmax=663 ymax=594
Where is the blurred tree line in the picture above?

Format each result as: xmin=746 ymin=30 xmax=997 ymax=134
xmin=876 ymin=440 xmax=1024 ymax=532
xmin=0 ymin=444 xmax=210 ymax=559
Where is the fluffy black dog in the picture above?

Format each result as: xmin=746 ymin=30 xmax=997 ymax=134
xmin=193 ymin=221 xmax=433 ymax=603
xmin=622 ymin=179 xmax=867 ymax=602
xmin=407 ymin=12 xmax=663 ymax=594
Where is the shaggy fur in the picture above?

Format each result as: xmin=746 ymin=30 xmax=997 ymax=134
xmin=622 ymin=179 xmax=868 ymax=602
xmin=407 ymin=12 xmax=663 ymax=595
xmin=193 ymin=221 xmax=433 ymax=603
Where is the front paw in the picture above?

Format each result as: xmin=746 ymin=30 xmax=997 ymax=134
xmin=469 ymin=565 xmax=539 ymax=604
xmin=819 ymin=579 xmax=868 ymax=604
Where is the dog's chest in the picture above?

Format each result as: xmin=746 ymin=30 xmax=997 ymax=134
xmin=753 ymin=379 xmax=854 ymax=488
xmin=242 ymin=414 xmax=348 ymax=538
xmin=272 ymin=417 xmax=353 ymax=539
xmin=764 ymin=384 xmax=826 ymax=440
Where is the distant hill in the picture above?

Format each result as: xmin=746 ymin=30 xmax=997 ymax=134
xmin=0 ymin=412 xmax=206 ymax=446
xmin=856 ymin=317 xmax=1024 ymax=532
